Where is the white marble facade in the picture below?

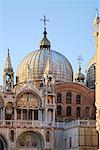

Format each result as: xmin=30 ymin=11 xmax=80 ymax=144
xmin=0 ymin=14 xmax=99 ymax=150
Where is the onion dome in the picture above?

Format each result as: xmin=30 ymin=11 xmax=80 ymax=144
xmin=86 ymin=54 xmax=96 ymax=89
xmin=75 ymin=64 xmax=85 ymax=83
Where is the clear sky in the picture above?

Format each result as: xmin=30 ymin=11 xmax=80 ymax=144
xmin=0 ymin=0 xmax=99 ymax=85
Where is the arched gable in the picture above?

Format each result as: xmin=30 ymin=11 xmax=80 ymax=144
xmin=15 ymin=84 xmax=43 ymax=109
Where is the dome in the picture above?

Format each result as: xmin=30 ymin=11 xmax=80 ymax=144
xmin=75 ymin=72 xmax=85 ymax=83
xmin=87 ymin=55 xmax=96 ymax=71
xmin=86 ymin=54 xmax=96 ymax=89
xmin=16 ymin=49 xmax=73 ymax=83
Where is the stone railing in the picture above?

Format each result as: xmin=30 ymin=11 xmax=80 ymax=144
xmin=0 ymin=119 xmax=96 ymax=128
xmin=62 ymin=119 xmax=95 ymax=128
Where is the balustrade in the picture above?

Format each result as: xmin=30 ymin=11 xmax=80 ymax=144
xmin=0 ymin=119 xmax=96 ymax=128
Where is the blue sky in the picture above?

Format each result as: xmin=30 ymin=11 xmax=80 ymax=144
xmin=0 ymin=0 xmax=99 ymax=85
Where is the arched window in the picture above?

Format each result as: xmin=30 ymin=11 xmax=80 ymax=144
xmin=5 ymin=102 xmax=14 ymax=120
xmin=85 ymin=107 xmax=90 ymax=117
xmin=10 ymin=130 xmax=14 ymax=142
xmin=34 ymin=110 xmax=38 ymax=120
xmin=66 ymin=92 xmax=72 ymax=104
xmin=76 ymin=107 xmax=81 ymax=117
xmin=40 ymin=82 xmax=43 ymax=88
xmin=46 ymin=131 xmax=50 ymax=142
xmin=17 ymin=109 xmax=21 ymax=119
xmin=0 ymin=108 xmax=3 ymax=120
xmin=66 ymin=106 xmax=72 ymax=116
xmin=28 ymin=110 xmax=32 ymax=120
xmin=57 ymin=93 xmax=62 ymax=103
xmin=23 ymin=109 xmax=27 ymax=120
xmin=57 ymin=105 xmax=62 ymax=116
xmin=0 ymin=97 xmax=3 ymax=107
xmin=0 ymin=97 xmax=3 ymax=120
xmin=76 ymin=95 xmax=81 ymax=104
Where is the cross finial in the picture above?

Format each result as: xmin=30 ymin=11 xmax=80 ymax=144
xmin=40 ymin=15 xmax=49 ymax=29
xmin=77 ymin=54 xmax=83 ymax=67
xmin=8 ymin=48 xmax=9 ymax=54
xmin=77 ymin=54 xmax=83 ymax=74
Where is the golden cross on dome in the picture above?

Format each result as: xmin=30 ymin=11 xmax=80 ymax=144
xmin=40 ymin=15 xmax=49 ymax=29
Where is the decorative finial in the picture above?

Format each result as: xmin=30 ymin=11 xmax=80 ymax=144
xmin=8 ymin=48 xmax=9 ymax=54
xmin=75 ymin=54 xmax=85 ymax=83
xmin=77 ymin=54 xmax=83 ymax=73
xmin=40 ymin=15 xmax=51 ymax=49
xmin=96 ymin=9 xmax=99 ymax=17
xmin=41 ymin=15 xmax=49 ymax=29
xmin=40 ymin=15 xmax=49 ymax=37
xmin=78 ymin=54 xmax=83 ymax=65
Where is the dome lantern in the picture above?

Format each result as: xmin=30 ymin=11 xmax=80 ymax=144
xmin=75 ymin=55 xmax=85 ymax=83
xmin=40 ymin=15 xmax=51 ymax=49
xmin=40 ymin=28 xmax=51 ymax=49
xmin=75 ymin=65 xmax=85 ymax=83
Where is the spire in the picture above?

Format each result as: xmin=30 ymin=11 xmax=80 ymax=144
xmin=40 ymin=15 xmax=51 ymax=49
xmin=94 ymin=9 xmax=100 ymax=33
xmin=75 ymin=55 xmax=85 ymax=83
xmin=4 ymin=49 xmax=13 ymax=72
xmin=3 ymin=49 xmax=14 ymax=92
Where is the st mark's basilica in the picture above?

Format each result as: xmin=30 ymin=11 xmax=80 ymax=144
xmin=0 ymin=14 xmax=99 ymax=150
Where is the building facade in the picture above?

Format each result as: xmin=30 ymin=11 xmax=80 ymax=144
xmin=94 ymin=10 xmax=100 ymax=150
xmin=0 ymin=16 xmax=98 ymax=150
